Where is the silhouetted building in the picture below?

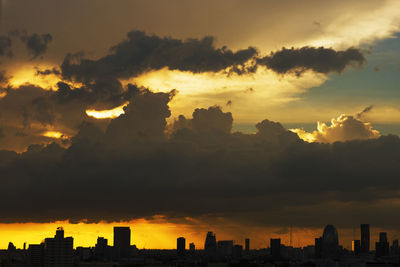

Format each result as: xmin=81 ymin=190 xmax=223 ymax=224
xmin=177 ymin=237 xmax=186 ymax=256
xmin=95 ymin=237 xmax=110 ymax=259
xmin=321 ymin=225 xmax=339 ymax=259
xmin=233 ymin=245 xmax=243 ymax=259
xmin=352 ymin=240 xmax=361 ymax=256
xmin=270 ymin=238 xmax=281 ymax=259
xmin=7 ymin=242 xmax=16 ymax=251
xmin=204 ymin=232 xmax=217 ymax=257
xmin=391 ymin=240 xmax=399 ymax=255
xmin=44 ymin=227 xmax=74 ymax=267
xmin=376 ymin=232 xmax=389 ymax=258
xmin=217 ymin=240 xmax=234 ymax=257
xmin=245 ymin=238 xmax=250 ymax=252
xmin=315 ymin=237 xmax=322 ymax=258
xmin=189 ymin=242 xmax=195 ymax=253
xmin=361 ymin=224 xmax=370 ymax=254
xmin=28 ymin=244 xmax=44 ymax=267
xmin=114 ymin=226 xmax=131 ymax=258
xmin=76 ymin=246 xmax=92 ymax=261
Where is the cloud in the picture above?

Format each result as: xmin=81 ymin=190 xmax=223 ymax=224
xmin=60 ymin=31 xmax=258 ymax=84
xmin=0 ymin=70 xmax=9 ymax=85
xmin=0 ymin=27 xmax=392 ymax=228
xmin=35 ymin=67 xmax=61 ymax=76
xmin=0 ymin=35 xmax=12 ymax=57
xmin=59 ymin=31 xmax=367 ymax=84
xmin=356 ymin=105 xmax=374 ymax=119
xmin=258 ymin=46 xmax=366 ymax=75
xmin=21 ymin=33 xmax=53 ymax=58
xmin=0 ymin=89 xmax=397 ymax=230
xmin=292 ymin=113 xmax=380 ymax=143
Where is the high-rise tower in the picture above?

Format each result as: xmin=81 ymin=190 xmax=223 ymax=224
xmin=204 ymin=232 xmax=217 ymax=256
xmin=114 ymin=227 xmax=131 ymax=258
xmin=361 ymin=224 xmax=370 ymax=253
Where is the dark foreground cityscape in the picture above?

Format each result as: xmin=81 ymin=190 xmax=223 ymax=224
xmin=0 ymin=224 xmax=399 ymax=267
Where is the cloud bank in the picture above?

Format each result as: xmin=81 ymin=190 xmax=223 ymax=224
xmin=0 ymin=30 xmax=369 ymax=151
xmin=0 ymin=88 xmax=398 ymax=230
xmin=0 ymin=29 xmax=395 ymax=230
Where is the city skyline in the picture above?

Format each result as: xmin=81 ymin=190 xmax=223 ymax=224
xmin=1 ymin=223 xmax=400 ymax=251
xmin=1 ymin=0 xmax=400 ymax=259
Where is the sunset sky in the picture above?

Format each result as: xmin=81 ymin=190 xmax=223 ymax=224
xmin=1 ymin=0 xmax=400 ymax=250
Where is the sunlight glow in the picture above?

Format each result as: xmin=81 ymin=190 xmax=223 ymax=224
xmin=42 ymin=131 xmax=68 ymax=139
xmin=86 ymin=102 xmax=129 ymax=119
xmin=9 ymin=64 xmax=60 ymax=90
xmin=0 ymin=219 xmax=324 ymax=250
xmin=290 ymin=128 xmax=316 ymax=143
xmin=130 ymin=67 xmax=328 ymax=123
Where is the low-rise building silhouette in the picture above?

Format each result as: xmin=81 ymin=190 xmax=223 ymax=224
xmin=270 ymin=238 xmax=281 ymax=259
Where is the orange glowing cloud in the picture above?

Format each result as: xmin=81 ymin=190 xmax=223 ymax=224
xmin=291 ymin=114 xmax=380 ymax=143
xmin=8 ymin=64 xmax=60 ymax=90
xmin=86 ymin=102 xmax=128 ymax=119
xmin=130 ymin=67 xmax=328 ymax=123
xmin=42 ymin=131 xmax=68 ymax=139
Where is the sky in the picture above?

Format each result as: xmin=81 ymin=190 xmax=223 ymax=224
xmin=0 ymin=0 xmax=400 ymax=250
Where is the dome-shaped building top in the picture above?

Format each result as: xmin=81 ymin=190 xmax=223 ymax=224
xmin=322 ymin=224 xmax=339 ymax=259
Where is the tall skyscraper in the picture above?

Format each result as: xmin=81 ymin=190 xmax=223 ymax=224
xmin=321 ymin=225 xmax=339 ymax=259
xmin=315 ymin=237 xmax=322 ymax=258
xmin=376 ymin=232 xmax=389 ymax=257
xmin=352 ymin=240 xmax=361 ymax=256
xmin=177 ymin=237 xmax=186 ymax=256
xmin=361 ymin=224 xmax=370 ymax=253
xmin=114 ymin=226 xmax=131 ymax=258
xmin=270 ymin=238 xmax=281 ymax=259
xmin=204 ymin=231 xmax=217 ymax=256
xmin=245 ymin=238 xmax=250 ymax=252
xmin=44 ymin=227 xmax=74 ymax=267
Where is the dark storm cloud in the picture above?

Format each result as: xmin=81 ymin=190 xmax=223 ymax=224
xmin=0 ymin=70 xmax=8 ymax=84
xmin=0 ymin=35 xmax=12 ymax=57
xmin=35 ymin=67 xmax=61 ymax=76
xmin=60 ymin=30 xmax=258 ymax=83
xmin=0 ymin=88 xmax=399 ymax=229
xmin=0 ymin=83 xmax=114 ymax=151
xmin=21 ymin=33 xmax=53 ymax=58
xmin=258 ymin=46 xmax=366 ymax=74
xmin=60 ymin=31 xmax=367 ymax=82
xmin=0 ymin=29 xmax=381 ymax=227
xmin=0 ymin=30 xmax=54 ymax=61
